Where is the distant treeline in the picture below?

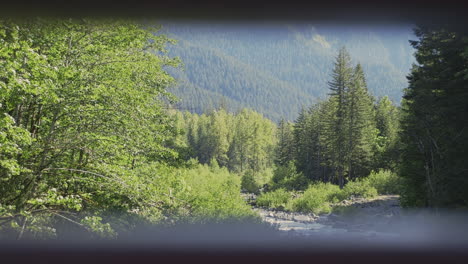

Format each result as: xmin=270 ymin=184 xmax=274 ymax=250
xmin=173 ymin=47 xmax=401 ymax=190
xmin=169 ymin=108 xmax=277 ymax=173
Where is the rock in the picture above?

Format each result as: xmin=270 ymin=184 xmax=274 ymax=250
xmin=309 ymin=213 xmax=318 ymax=219
xmin=293 ymin=214 xmax=311 ymax=222
xmin=276 ymin=212 xmax=285 ymax=219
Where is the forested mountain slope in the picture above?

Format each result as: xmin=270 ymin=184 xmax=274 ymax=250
xmin=160 ymin=22 xmax=416 ymax=121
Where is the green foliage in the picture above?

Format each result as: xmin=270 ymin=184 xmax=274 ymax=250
xmin=340 ymin=180 xmax=378 ymax=200
xmin=364 ymin=170 xmax=401 ymax=195
xmin=254 ymin=48 xmax=402 ymax=216
xmin=3 ymin=17 xmax=445 ymax=240
xmin=0 ymin=18 xmax=184 ymax=238
xmin=257 ymin=171 xmax=398 ymax=214
xmin=374 ymin=96 xmax=401 ymax=170
xmin=0 ymin=113 xmax=32 ymax=181
xmin=289 ymin=48 xmax=385 ymax=187
xmin=289 ymin=183 xmax=342 ymax=214
xmin=256 ymin=188 xmax=292 ymax=209
xmin=0 ymin=18 xmax=262 ymax=239
xmin=270 ymin=161 xmax=309 ymax=191
xmin=292 ymin=102 xmax=332 ymax=182
xmin=322 ymin=47 xmax=354 ymax=188
xmin=275 ymin=119 xmax=295 ymax=166
xmin=179 ymin=164 xmax=258 ymax=223
xmin=254 ymin=168 xmax=274 ymax=187
xmin=257 ymin=182 xmax=346 ymax=214
xmin=241 ymin=171 xmax=261 ymax=194
xmin=174 ymin=108 xmax=277 ymax=174
xmin=323 ymin=49 xmax=379 ymax=187
xmin=344 ymin=63 xmax=378 ymax=181
xmin=80 ymin=216 xmax=117 ymax=239
xmin=164 ymin=23 xmax=414 ymax=121
xmin=400 ymin=25 xmax=468 ymax=208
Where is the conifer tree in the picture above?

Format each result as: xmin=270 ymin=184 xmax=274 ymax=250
xmin=306 ymin=103 xmax=330 ymax=181
xmin=275 ymin=119 xmax=295 ymax=166
xmin=345 ymin=63 xmax=377 ymax=180
xmin=293 ymin=107 xmax=313 ymax=176
xmin=326 ymin=47 xmax=353 ymax=188
xmin=400 ymin=25 xmax=468 ymax=207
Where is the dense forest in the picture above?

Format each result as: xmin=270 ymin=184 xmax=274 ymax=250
xmin=1 ymin=18 xmax=467 ymax=239
xmin=161 ymin=23 xmax=415 ymax=121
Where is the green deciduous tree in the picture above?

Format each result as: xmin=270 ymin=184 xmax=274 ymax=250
xmin=0 ymin=18 xmax=181 ymax=238
xmin=374 ymin=96 xmax=400 ymax=170
xmin=177 ymin=108 xmax=276 ymax=174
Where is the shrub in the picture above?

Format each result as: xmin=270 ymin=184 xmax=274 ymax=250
xmin=364 ymin=170 xmax=401 ymax=195
xmin=256 ymin=188 xmax=292 ymax=209
xmin=289 ymin=183 xmax=341 ymax=214
xmin=270 ymin=162 xmax=309 ymax=191
xmin=241 ymin=171 xmax=261 ymax=194
xmin=180 ymin=164 xmax=259 ymax=223
xmin=340 ymin=180 xmax=378 ymax=200
xmin=255 ymin=168 xmax=274 ymax=187
xmin=101 ymin=162 xmax=259 ymax=228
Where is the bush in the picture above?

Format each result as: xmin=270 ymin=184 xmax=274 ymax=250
xmin=256 ymin=170 xmax=401 ymax=216
xmin=289 ymin=183 xmax=341 ymax=214
xmin=255 ymin=168 xmax=274 ymax=187
xmin=256 ymin=188 xmax=292 ymax=209
xmin=270 ymin=162 xmax=309 ymax=191
xmin=340 ymin=180 xmax=378 ymax=200
xmin=241 ymin=171 xmax=261 ymax=194
xmin=364 ymin=170 xmax=401 ymax=195
xmin=98 ymin=162 xmax=259 ymax=230
xmin=180 ymin=164 xmax=259 ymax=223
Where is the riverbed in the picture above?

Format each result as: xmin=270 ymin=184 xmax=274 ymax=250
xmin=247 ymin=194 xmax=403 ymax=241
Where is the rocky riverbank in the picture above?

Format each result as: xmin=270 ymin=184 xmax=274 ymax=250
xmin=242 ymin=193 xmax=402 ymax=239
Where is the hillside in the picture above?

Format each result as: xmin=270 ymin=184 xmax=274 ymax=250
xmin=160 ymin=22 xmax=416 ymax=121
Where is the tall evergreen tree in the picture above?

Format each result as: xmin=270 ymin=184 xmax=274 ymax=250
xmin=293 ymin=107 xmax=313 ymax=178
xmin=275 ymin=119 xmax=295 ymax=166
xmin=400 ymin=25 xmax=468 ymax=207
xmin=326 ymin=47 xmax=353 ymax=188
xmin=307 ymin=103 xmax=330 ymax=181
xmin=345 ymin=63 xmax=377 ymax=180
